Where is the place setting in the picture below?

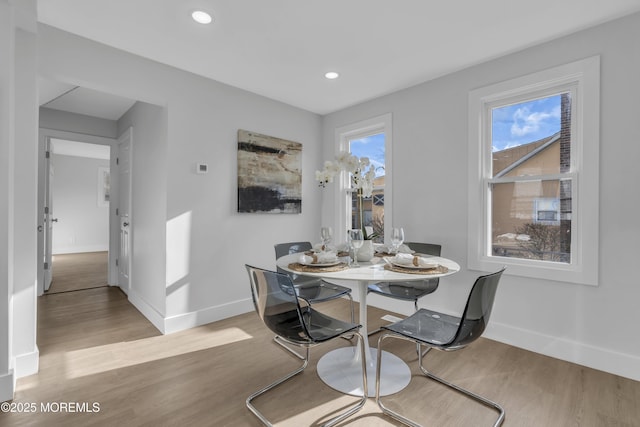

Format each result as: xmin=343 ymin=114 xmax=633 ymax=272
xmin=383 ymin=252 xmax=449 ymax=274
xmin=374 ymin=227 xmax=449 ymax=274
xmin=288 ymin=227 xmax=351 ymax=272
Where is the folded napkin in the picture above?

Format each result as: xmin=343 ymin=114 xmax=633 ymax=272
xmin=299 ymin=251 xmax=338 ymax=264
xmin=391 ymin=253 xmax=438 ymax=268
xmin=376 ymin=243 xmax=413 ymax=254
xmin=313 ymin=243 xmax=335 ymax=252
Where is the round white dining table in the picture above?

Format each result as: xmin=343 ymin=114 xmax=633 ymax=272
xmin=276 ymin=252 xmax=460 ymax=397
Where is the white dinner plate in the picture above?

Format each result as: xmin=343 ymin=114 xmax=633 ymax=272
xmin=385 ymin=257 xmax=439 ymax=270
xmin=300 ymin=260 xmax=341 ymax=267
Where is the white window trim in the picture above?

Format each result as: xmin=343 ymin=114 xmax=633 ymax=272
xmin=467 ymin=56 xmax=600 ymax=285
xmin=334 ymin=113 xmax=392 ymax=244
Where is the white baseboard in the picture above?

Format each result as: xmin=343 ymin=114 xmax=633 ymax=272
xmin=14 ymin=347 xmax=39 ymax=378
xmin=0 ymin=370 xmax=15 ymax=402
xmin=126 ymin=289 xmax=166 ymax=334
xmin=164 ymin=298 xmax=254 ymax=335
xmin=485 ymin=321 xmax=640 ymax=382
xmin=127 ymin=289 xmax=254 ymax=335
xmin=53 ymin=245 xmax=109 ymax=255
xmin=366 ymin=296 xmax=640 ymax=382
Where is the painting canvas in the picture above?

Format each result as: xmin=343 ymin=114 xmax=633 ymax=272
xmin=97 ymin=166 xmax=110 ymax=207
xmin=237 ymin=130 xmax=302 ymax=213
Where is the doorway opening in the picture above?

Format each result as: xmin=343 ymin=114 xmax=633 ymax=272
xmin=44 ymin=139 xmax=111 ymax=294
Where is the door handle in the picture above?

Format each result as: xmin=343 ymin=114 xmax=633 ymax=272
xmin=123 ymin=222 xmax=129 ymax=227
xmin=37 ymin=225 xmax=43 ymax=232
xmin=51 ymin=218 xmax=58 ymax=222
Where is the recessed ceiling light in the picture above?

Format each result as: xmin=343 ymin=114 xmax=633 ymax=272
xmin=192 ymin=10 xmax=212 ymax=24
xmin=325 ymin=71 xmax=340 ymax=80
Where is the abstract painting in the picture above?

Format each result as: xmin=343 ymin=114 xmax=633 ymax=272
xmin=237 ymin=130 xmax=302 ymax=213
xmin=97 ymin=166 xmax=110 ymax=207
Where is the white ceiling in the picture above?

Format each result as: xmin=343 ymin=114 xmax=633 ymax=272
xmin=37 ymin=0 xmax=640 ymax=117
xmin=39 ymin=78 xmax=136 ymax=120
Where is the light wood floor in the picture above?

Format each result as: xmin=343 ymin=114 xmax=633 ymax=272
xmin=3 ymin=273 xmax=639 ymax=426
xmin=48 ymin=251 xmax=108 ymax=294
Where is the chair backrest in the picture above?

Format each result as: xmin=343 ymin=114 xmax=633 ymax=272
xmin=245 ymin=264 xmax=310 ymax=340
xmin=274 ymin=241 xmax=313 ymax=276
xmin=406 ymin=242 xmax=442 ymax=286
xmin=405 ymin=242 xmax=441 ymax=257
xmin=448 ymin=267 xmax=505 ymax=349
xmin=274 ymin=241 xmax=313 ymax=259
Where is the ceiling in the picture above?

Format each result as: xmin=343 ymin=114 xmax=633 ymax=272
xmin=37 ymin=0 xmax=640 ymax=118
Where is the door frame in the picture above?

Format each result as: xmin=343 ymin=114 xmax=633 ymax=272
xmin=116 ymin=127 xmax=133 ymax=294
xmin=37 ymin=128 xmax=118 ymax=295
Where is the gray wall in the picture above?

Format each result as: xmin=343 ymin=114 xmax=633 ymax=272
xmin=322 ymin=12 xmax=640 ymax=380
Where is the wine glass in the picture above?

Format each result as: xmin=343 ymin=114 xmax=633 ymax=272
xmin=349 ymin=229 xmax=364 ymax=266
xmin=391 ymin=227 xmax=405 ymax=254
xmin=320 ymin=226 xmax=333 ymax=251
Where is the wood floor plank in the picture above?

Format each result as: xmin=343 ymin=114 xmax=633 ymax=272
xmin=2 ymin=263 xmax=638 ymax=426
xmin=48 ymin=251 xmax=109 ymax=294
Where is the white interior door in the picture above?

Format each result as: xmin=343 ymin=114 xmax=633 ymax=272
xmin=43 ymin=139 xmax=56 ymax=291
xmin=117 ymin=128 xmax=132 ymax=294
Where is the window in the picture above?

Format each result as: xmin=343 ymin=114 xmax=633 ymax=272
xmin=349 ymin=133 xmax=385 ymax=242
xmin=335 ymin=114 xmax=392 ymax=244
xmin=468 ymin=57 xmax=600 ymax=285
xmin=534 ymin=198 xmax=560 ymax=224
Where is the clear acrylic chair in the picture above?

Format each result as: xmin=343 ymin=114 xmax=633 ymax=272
xmin=368 ymin=242 xmax=441 ymax=357
xmin=274 ymin=241 xmax=355 ymax=359
xmin=375 ymin=267 xmax=506 ymax=427
xmin=368 ymin=242 xmax=441 ymax=324
xmin=245 ymin=265 xmax=367 ymax=427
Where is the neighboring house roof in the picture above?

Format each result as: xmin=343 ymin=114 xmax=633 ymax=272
xmin=493 ymin=132 xmax=560 ymax=178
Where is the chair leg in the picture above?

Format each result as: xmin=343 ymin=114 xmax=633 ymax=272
xmin=376 ymin=334 xmax=505 ymax=427
xmin=376 ymin=334 xmax=421 ymax=427
xmin=273 ymin=335 xmax=306 ymax=360
xmin=248 ymin=333 xmax=368 ymax=427
xmin=418 ymin=347 xmax=505 ymax=427
xmin=247 ymin=346 xmax=310 ymax=426
xmin=368 ymin=327 xmax=382 ymax=336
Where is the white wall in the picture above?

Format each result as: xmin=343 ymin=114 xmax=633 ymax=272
xmin=322 ymin=12 xmax=640 ymax=381
xmin=40 ymin=107 xmax=117 ymax=138
xmin=38 ymin=24 xmax=324 ymax=334
xmin=0 ymin=1 xmax=15 ymax=400
xmin=0 ymin=0 xmax=38 ymax=401
xmin=118 ymin=102 xmax=168 ymax=320
xmin=51 ymin=154 xmax=110 ymax=254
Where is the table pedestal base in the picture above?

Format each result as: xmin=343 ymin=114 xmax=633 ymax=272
xmin=316 ymin=347 xmax=411 ymax=397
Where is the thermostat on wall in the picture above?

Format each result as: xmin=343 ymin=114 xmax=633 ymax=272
xmin=196 ymin=163 xmax=208 ymax=174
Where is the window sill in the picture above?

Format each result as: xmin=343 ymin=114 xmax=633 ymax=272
xmin=469 ymin=254 xmax=598 ymax=286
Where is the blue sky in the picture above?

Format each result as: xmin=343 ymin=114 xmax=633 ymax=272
xmin=350 ymin=133 xmax=386 ymax=177
xmin=491 ymin=94 xmax=561 ymax=151
xmin=348 ymin=95 xmax=561 ymax=171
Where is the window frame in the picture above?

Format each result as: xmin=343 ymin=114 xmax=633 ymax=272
xmin=467 ymin=56 xmax=600 ymax=285
xmin=334 ymin=113 xmax=392 ymax=244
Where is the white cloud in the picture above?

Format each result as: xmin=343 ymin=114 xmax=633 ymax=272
xmin=510 ymin=106 xmax=559 ymax=137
